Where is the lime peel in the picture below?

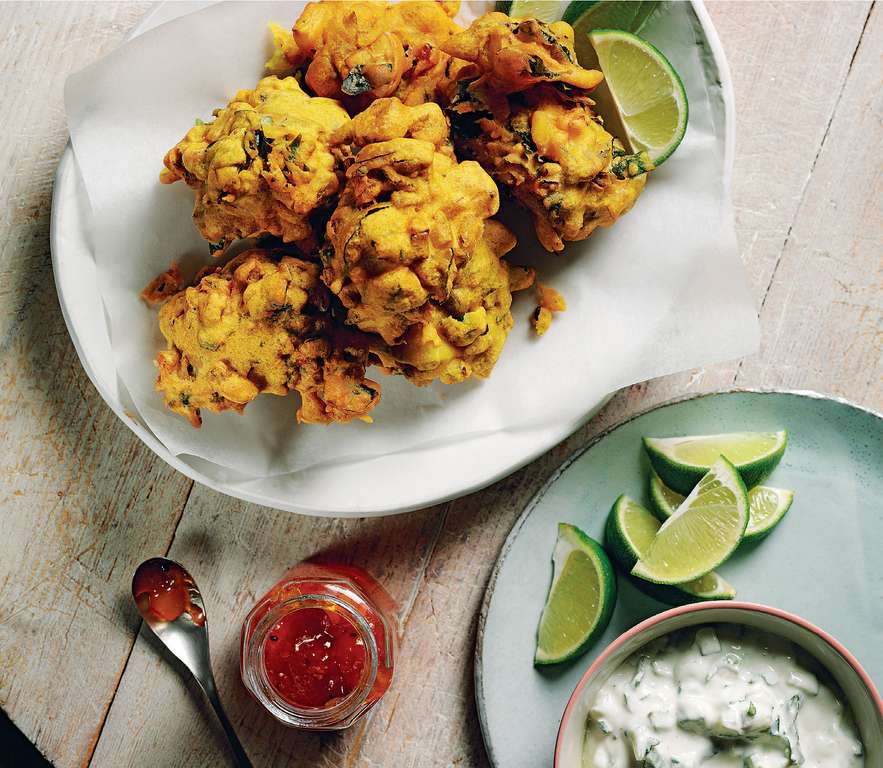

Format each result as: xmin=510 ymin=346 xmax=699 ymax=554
xmin=534 ymin=523 xmax=617 ymax=665
xmin=644 ymin=430 xmax=788 ymax=495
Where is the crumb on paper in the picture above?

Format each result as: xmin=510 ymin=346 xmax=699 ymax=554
xmin=531 ymin=282 xmax=566 ymax=336
xmin=532 ymin=306 xmax=553 ymax=336
xmin=141 ymin=263 xmax=183 ymax=306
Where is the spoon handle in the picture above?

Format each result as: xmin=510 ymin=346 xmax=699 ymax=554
xmin=203 ymin=682 xmax=253 ymax=768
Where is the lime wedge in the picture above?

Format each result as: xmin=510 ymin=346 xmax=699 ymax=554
xmin=564 ymin=0 xmax=660 ymax=68
xmin=745 ymin=486 xmax=794 ymax=542
xmin=587 ymin=29 xmax=687 ymax=165
xmin=495 ymin=0 xmax=563 ymax=22
xmin=649 ymin=470 xmax=685 ymax=520
xmin=632 ymin=458 xmax=749 ymax=584
xmin=605 ymin=495 xmax=736 ymax=604
xmin=651 ymin=472 xmax=794 ymax=543
xmin=535 ymin=523 xmax=617 ymax=665
xmin=644 ymin=430 xmax=788 ymax=495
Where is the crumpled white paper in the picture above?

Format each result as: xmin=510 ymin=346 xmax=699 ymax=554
xmin=64 ymin=0 xmax=758 ymax=481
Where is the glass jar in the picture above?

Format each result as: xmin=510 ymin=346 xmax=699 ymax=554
xmin=240 ymin=561 xmax=397 ymax=730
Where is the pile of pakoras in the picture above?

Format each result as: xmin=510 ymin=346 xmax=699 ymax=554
xmin=147 ymin=2 xmax=651 ymax=428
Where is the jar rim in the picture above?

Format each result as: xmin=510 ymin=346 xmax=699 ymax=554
xmin=242 ymin=593 xmax=379 ymax=728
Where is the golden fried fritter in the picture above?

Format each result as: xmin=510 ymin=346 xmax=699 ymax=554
xmin=161 ymin=77 xmax=349 ymax=255
xmin=155 ymin=249 xmax=380 ymax=427
xmin=442 ymin=14 xmax=651 ymax=252
xmin=322 ymin=97 xmax=520 ymax=385
xmin=443 ymin=13 xmax=602 ymax=94
xmin=286 ymin=1 xmax=461 ymax=112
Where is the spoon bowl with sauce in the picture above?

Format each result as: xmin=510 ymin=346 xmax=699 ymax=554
xmin=132 ymin=557 xmax=252 ymax=768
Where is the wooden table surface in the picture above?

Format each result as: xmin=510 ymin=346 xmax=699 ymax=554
xmin=1 ymin=2 xmax=881 ymax=766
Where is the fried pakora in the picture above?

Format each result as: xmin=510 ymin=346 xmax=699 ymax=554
xmin=279 ymin=1 xmax=461 ymax=112
xmin=155 ymin=249 xmax=380 ymax=426
xmin=322 ymin=97 xmax=521 ymax=385
xmin=442 ymin=13 xmax=651 ymax=252
xmin=161 ymin=77 xmax=349 ymax=255
xmin=442 ymin=14 xmax=603 ymax=94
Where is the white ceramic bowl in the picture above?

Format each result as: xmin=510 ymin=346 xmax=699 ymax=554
xmin=555 ymin=601 xmax=883 ymax=767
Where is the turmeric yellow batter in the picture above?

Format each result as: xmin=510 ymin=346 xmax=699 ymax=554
xmin=155 ymin=249 xmax=380 ymax=426
xmin=161 ymin=77 xmax=349 ymax=255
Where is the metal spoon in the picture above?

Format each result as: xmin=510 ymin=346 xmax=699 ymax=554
xmin=132 ymin=557 xmax=252 ymax=768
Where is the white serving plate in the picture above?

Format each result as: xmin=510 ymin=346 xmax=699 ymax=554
xmin=51 ymin=0 xmax=734 ymax=516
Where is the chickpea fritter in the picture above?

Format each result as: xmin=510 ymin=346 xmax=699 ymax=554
xmin=323 ymin=97 xmax=521 ymax=385
xmin=155 ymin=249 xmax=380 ymax=427
xmin=442 ymin=13 xmax=652 ymax=252
xmin=274 ymin=1 xmax=461 ymax=113
xmin=160 ymin=77 xmax=349 ymax=255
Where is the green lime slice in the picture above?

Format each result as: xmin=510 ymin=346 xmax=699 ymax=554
xmin=605 ymin=495 xmax=736 ymax=604
xmin=650 ymin=472 xmax=794 ymax=543
xmin=564 ymin=0 xmax=660 ymax=68
xmin=632 ymin=458 xmax=749 ymax=585
xmin=495 ymin=0 xmax=564 ymax=22
xmin=744 ymin=486 xmax=794 ymax=542
xmin=587 ymin=28 xmax=688 ymax=165
xmin=535 ymin=523 xmax=617 ymax=665
xmin=649 ymin=470 xmax=685 ymax=520
xmin=644 ymin=430 xmax=788 ymax=495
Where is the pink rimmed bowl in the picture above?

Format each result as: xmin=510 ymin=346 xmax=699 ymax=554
xmin=554 ymin=601 xmax=883 ymax=767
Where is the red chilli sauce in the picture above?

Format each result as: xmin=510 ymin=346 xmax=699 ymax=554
xmin=132 ymin=558 xmax=205 ymax=626
xmin=240 ymin=561 xmax=397 ymax=729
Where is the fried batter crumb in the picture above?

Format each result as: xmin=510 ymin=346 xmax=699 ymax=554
xmin=141 ymin=263 xmax=183 ymax=306
xmin=531 ymin=281 xmax=566 ymax=336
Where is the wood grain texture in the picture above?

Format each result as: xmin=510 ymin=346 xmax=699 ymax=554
xmin=0 ymin=3 xmax=188 ymax=767
xmin=1 ymin=2 xmax=880 ymax=767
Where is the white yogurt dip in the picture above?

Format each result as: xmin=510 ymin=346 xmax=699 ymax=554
xmin=583 ymin=624 xmax=864 ymax=768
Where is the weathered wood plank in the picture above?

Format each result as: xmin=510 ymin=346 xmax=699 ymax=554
xmin=735 ymin=3 xmax=882 ymax=406
xmin=0 ymin=4 xmax=190 ymax=768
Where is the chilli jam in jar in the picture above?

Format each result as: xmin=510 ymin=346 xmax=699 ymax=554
xmin=240 ymin=561 xmax=397 ymax=730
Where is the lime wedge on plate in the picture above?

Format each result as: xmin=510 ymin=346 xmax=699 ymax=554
xmin=744 ymin=486 xmax=794 ymax=542
xmin=649 ymin=470 xmax=685 ymax=520
xmin=587 ymin=29 xmax=688 ymax=165
xmin=651 ymin=471 xmax=794 ymax=543
xmin=564 ymin=0 xmax=660 ymax=66
xmin=632 ymin=458 xmax=749 ymax=585
xmin=605 ymin=495 xmax=736 ymax=604
xmin=644 ymin=430 xmax=788 ymax=495
xmin=535 ymin=523 xmax=616 ymax=665
xmin=495 ymin=0 xmax=563 ymax=22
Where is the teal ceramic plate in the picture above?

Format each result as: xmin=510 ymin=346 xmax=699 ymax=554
xmin=475 ymin=389 xmax=883 ymax=767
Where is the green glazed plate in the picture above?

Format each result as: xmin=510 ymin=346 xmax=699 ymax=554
xmin=475 ymin=390 xmax=883 ymax=767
